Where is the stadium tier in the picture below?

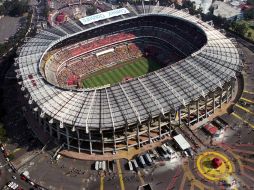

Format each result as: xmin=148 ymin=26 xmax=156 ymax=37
xmin=15 ymin=6 xmax=243 ymax=154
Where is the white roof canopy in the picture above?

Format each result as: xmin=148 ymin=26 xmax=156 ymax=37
xmin=79 ymin=8 xmax=130 ymax=25
xmin=173 ymin=134 xmax=191 ymax=150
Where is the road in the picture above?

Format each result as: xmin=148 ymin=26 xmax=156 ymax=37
xmin=0 ymin=148 xmax=34 ymax=189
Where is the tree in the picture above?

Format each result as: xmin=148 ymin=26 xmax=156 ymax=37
xmin=8 ymin=153 xmax=15 ymax=161
xmin=0 ymin=123 xmax=7 ymax=143
xmin=231 ymin=21 xmax=249 ymax=36
xmin=247 ymin=31 xmax=252 ymax=38
xmin=44 ymin=3 xmax=50 ymax=17
xmin=3 ymin=0 xmax=28 ymax=17
xmin=244 ymin=8 xmax=254 ymax=20
xmin=86 ymin=5 xmax=97 ymax=16
xmin=247 ymin=0 xmax=254 ymax=5
xmin=208 ymin=6 xmax=214 ymax=15
xmin=0 ymin=5 xmax=4 ymax=15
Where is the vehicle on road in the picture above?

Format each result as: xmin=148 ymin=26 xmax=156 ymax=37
xmin=132 ymin=159 xmax=139 ymax=170
xmin=95 ymin=161 xmax=99 ymax=171
xmin=102 ymin=161 xmax=106 ymax=171
xmin=144 ymin=153 xmax=153 ymax=165
xmin=138 ymin=155 xmax=146 ymax=167
xmin=128 ymin=161 xmax=133 ymax=171
xmin=186 ymin=148 xmax=194 ymax=157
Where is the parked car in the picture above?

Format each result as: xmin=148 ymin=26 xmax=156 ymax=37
xmin=186 ymin=148 xmax=194 ymax=157
xmin=183 ymin=151 xmax=189 ymax=157
xmin=212 ymin=117 xmax=228 ymax=129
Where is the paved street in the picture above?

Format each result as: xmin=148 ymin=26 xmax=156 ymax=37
xmin=0 ymin=146 xmax=34 ymax=190
xmin=0 ymin=16 xmax=22 ymax=44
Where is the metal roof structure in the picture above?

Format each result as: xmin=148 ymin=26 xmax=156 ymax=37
xmin=16 ymin=6 xmax=243 ymax=132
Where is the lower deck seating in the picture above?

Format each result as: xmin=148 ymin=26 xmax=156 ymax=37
xmin=127 ymin=43 xmax=143 ymax=58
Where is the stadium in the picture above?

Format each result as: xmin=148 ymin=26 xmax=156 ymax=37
xmin=15 ymin=5 xmax=243 ymax=155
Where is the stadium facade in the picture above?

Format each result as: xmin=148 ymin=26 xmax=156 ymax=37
xmin=15 ymin=6 xmax=243 ymax=154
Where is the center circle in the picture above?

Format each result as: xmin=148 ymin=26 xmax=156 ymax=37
xmin=196 ymin=151 xmax=234 ymax=181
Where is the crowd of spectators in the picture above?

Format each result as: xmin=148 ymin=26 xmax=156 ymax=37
xmin=97 ymin=52 xmax=117 ymax=65
xmin=115 ymin=45 xmax=130 ymax=61
xmin=56 ymin=42 xmax=146 ymax=86
xmin=47 ymin=25 xmax=199 ymax=87
xmin=57 ymin=68 xmax=74 ymax=85
xmin=127 ymin=43 xmax=143 ymax=58
xmin=68 ymin=32 xmax=136 ymax=57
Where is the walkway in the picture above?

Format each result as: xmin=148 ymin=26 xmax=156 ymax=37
xmin=60 ymin=136 xmax=171 ymax=161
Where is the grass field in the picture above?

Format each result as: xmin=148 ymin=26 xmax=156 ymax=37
xmin=82 ymin=57 xmax=162 ymax=88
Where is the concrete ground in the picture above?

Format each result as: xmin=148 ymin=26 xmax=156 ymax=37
xmin=0 ymin=16 xmax=23 ymax=44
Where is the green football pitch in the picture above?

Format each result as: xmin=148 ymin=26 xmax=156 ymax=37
xmin=82 ymin=57 xmax=162 ymax=88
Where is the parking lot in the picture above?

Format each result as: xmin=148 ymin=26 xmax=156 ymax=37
xmin=0 ymin=16 xmax=23 ymax=44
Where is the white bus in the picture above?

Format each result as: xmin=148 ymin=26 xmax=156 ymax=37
xmin=95 ymin=161 xmax=99 ymax=170
xmin=128 ymin=161 xmax=133 ymax=171
xmin=102 ymin=161 xmax=106 ymax=171
xmin=132 ymin=159 xmax=139 ymax=170
xmin=139 ymin=155 xmax=146 ymax=167
xmin=144 ymin=153 xmax=152 ymax=165
xmin=99 ymin=161 xmax=102 ymax=170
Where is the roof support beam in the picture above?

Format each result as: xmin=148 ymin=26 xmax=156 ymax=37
xmin=60 ymin=93 xmax=83 ymax=129
xmin=171 ymin=66 xmax=205 ymax=98
xmin=105 ymin=88 xmax=115 ymax=132
xmin=85 ymin=90 xmax=97 ymax=133
xmin=199 ymin=52 xmax=241 ymax=72
xmin=55 ymin=25 xmax=69 ymax=35
xmin=119 ymin=84 xmax=141 ymax=124
xmin=138 ymin=78 xmax=164 ymax=116
xmin=154 ymin=71 xmax=186 ymax=107
xmin=185 ymin=59 xmax=223 ymax=89
xmin=68 ymin=19 xmax=83 ymax=31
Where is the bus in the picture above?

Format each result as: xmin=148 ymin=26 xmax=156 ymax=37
xmin=128 ymin=161 xmax=133 ymax=171
xmin=212 ymin=117 xmax=228 ymax=129
xmin=95 ymin=161 xmax=99 ymax=170
xmin=132 ymin=159 xmax=139 ymax=170
xmin=99 ymin=161 xmax=102 ymax=170
xmin=102 ymin=161 xmax=106 ymax=171
xmin=139 ymin=155 xmax=146 ymax=167
xmin=144 ymin=153 xmax=152 ymax=165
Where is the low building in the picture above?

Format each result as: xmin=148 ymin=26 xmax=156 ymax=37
xmin=190 ymin=0 xmax=213 ymax=14
xmin=212 ymin=1 xmax=243 ymax=20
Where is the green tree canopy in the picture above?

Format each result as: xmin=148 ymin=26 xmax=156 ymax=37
xmin=231 ymin=21 xmax=249 ymax=36
xmin=3 ymin=0 xmax=28 ymax=16
xmin=247 ymin=0 xmax=254 ymax=5
xmin=244 ymin=8 xmax=254 ymax=20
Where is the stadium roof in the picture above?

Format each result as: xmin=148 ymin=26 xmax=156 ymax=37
xmin=16 ymin=6 xmax=243 ymax=132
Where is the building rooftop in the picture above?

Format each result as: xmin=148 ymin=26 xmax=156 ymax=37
xmin=212 ymin=1 xmax=242 ymax=19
